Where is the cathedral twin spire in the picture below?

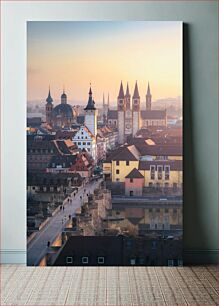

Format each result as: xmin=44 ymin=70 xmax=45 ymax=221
xmin=118 ymin=80 xmax=145 ymax=100
xmin=133 ymin=81 xmax=140 ymax=99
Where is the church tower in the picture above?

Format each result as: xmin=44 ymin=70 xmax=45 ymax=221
xmin=124 ymin=83 xmax=132 ymax=136
xmin=61 ymin=88 xmax=67 ymax=104
xmin=117 ymin=81 xmax=125 ymax=144
xmin=45 ymin=88 xmax=53 ymax=125
xmin=84 ymin=86 xmax=97 ymax=137
xmin=146 ymin=82 xmax=152 ymax=110
xmin=132 ymin=81 xmax=140 ymax=136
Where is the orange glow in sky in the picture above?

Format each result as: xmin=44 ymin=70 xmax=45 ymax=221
xmin=27 ymin=21 xmax=182 ymax=105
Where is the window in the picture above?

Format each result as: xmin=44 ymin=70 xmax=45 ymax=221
xmin=173 ymin=183 xmax=178 ymax=189
xmin=81 ymin=132 xmax=84 ymax=135
xmin=116 ymin=161 xmax=119 ymax=166
xmin=97 ymin=257 xmax=105 ymax=264
xmin=126 ymin=161 xmax=129 ymax=166
xmin=165 ymin=182 xmax=169 ymax=188
xmin=130 ymin=178 xmax=133 ymax=183
xmin=149 ymin=208 xmax=153 ymax=213
xmin=116 ymin=178 xmax=120 ymax=182
xmin=157 ymin=165 xmax=163 ymax=180
xmin=150 ymin=165 xmax=155 ymax=180
xmin=66 ymin=257 xmax=73 ymax=264
xmin=130 ymin=259 xmax=136 ymax=265
xmin=81 ymin=257 xmax=89 ymax=264
xmin=165 ymin=208 xmax=169 ymax=213
xmin=149 ymin=182 xmax=153 ymax=187
xmin=130 ymin=191 xmax=134 ymax=196
xmin=164 ymin=165 xmax=170 ymax=180
xmin=168 ymin=259 xmax=174 ymax=267
xmin=116 ymin=169 xmax=119 ymax=174
xmin=139 ymin=258 xmax=145 ymax=265
xmin=83 ymin=142 xmax=86 ymax=145
xmin=78 ymin=142 xmax=81 ymax=145
xmin=87 ymin=142 xmax=90 ymax=145
xmin=156 ymin=208 xmax=160 ymax=213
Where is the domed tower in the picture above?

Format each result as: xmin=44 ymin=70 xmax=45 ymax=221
xmin=45 ymin=88 xmax=53 ymax=125
xmin=132 ymin=81 xmax=140 ymax=136
xmin=117 ymin=81 xmax=125 ymax=144
xmin=146 ymin=82 xmax=152 ymax=110
xmin=61 ymin=88 xmax=67 ymax=104
xmin=84 ymin=86 xmax=97 ymax=137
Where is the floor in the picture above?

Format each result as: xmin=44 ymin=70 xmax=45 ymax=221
xmin=1 ymin=265 xmax=218 ymax=305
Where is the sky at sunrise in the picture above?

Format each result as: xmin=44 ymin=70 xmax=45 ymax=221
xmin=27 ymin=21 xmax=182 ymax=105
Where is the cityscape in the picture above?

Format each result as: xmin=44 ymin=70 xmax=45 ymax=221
xmin=27 ymin=21 xmax=183 ymax=266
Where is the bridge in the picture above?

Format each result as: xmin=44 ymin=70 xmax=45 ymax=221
xmin=27 ymin=178 xmax=102 ymax=266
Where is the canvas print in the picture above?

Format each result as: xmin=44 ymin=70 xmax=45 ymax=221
xmin=27 ymin=21 xmax=183 ymax=266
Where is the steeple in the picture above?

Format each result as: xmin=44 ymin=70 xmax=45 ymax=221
xmin=133 ymin=81 xmax=140 ymax=99
xmin=46 ymin=87 xmax=53 ymax=104
xmin=84 ymin=85 xmax=96 ymax=110
xmin=125 ymin=83 xmax=130 ymax=97
xmin=146 ymin=82 xmax=152 ymax=110
xmin=147 ymin=82 xmax=151 ymax=95
xmin=61 ymin=87 xmax=67 ymax=104
xmin=118 ymin=81 xmax=125 ymax=99
xmin=125 ymin=82 xmax=131 ymax=110
xmin=84 ymin=85 xmax=97 ymax=138
xmin=45 ymin=86 xmax=53 ymax=125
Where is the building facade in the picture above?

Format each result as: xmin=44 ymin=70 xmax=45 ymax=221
xmin=45 ymin=89 xmax=75 ymax=129
xmin=107 ymin=82 xmax=167 ymax=144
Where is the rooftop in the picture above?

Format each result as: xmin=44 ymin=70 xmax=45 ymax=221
xmin=125 ymin=168 xmax=144 ymax=179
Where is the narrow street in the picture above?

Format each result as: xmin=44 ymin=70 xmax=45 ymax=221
xmin=27 ymin=178 xmax=102 ymax=266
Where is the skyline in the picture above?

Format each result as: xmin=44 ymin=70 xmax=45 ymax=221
xmin=27 ymin=21 xmax=182 ymax=105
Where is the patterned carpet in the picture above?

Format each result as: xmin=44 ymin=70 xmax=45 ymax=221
xmin=1 ymin=265 xmax=218 ymax=305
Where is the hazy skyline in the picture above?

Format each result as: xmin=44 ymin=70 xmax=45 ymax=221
xmin=27 ymin=21 xmax=182 ymax=105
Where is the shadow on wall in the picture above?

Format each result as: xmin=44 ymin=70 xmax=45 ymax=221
xmin=183 ymin=23 xmax=210 ymax=264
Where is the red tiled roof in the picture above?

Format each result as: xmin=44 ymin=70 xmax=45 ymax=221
xmin=125 ymin=168 xmax=144 ymax=179
xmin=141 ymin=110 xmax=166 ymax=119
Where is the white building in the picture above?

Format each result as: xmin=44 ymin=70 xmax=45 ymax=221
xmin=73 ymin=126 xmax=96 ymax=160
xmin=73 ymin=87 xmax=97 ymax=161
